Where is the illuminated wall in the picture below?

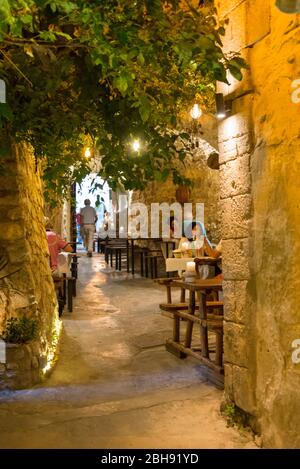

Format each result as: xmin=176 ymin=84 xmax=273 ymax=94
xmin=0 ymin=143 xmax=59 ymax=388
xmin=217 ymin=0 xmax=300 ymax=447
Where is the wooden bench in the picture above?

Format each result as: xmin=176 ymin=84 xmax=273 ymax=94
xmin=165 ymin=278 xmax=224 ymax=388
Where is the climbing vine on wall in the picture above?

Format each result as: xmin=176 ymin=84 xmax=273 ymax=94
xmin=0 ymin=0 xmax=246 ymax=197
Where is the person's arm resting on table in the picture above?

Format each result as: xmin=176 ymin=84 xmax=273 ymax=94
xmin=204 ymin=237 xmax=222 ymax=259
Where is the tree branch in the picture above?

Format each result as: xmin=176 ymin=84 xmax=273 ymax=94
xmin=0 ymin=50 xmax=33 ymax=87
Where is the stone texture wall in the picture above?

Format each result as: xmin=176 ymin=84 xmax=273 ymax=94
xmin=217 ymin=0 xmax=300 ymax=447
xmin=0 ymin=142 xmax=59 ymax=389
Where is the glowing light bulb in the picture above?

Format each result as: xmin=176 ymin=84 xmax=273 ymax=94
xmin=84 ymin=147 xmax=91 ymax=158
xmin=190 ymin=104 xmax=202 ymax=120
xmin=132 ymin=139 xmax=140 ymax=152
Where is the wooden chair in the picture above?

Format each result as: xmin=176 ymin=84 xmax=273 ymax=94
xmin=145 ymin=249 xmax=164 ymax=279
xmin=52 ymin=276 xmax=65 ymax=317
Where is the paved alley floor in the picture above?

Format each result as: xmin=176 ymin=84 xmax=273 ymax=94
xmin=0 ymin=254 xmax=255 ymax=449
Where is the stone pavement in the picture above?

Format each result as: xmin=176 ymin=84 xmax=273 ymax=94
xmin=0 ymin=254 xmax=256 ymax=448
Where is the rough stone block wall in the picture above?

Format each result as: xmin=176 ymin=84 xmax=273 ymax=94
xmin=218 ymin=93 xmax=256 ymax=417
xmin=0 ymin=142 xmax=59 ymax=389
xmin=217 ymin=0 xmax=300 ymax=447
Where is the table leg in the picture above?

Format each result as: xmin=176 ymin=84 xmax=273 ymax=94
xmin=140 ymin=252 xmax=144 ymax=276
xmin=167 ymin=285 xmax=172 ymax=304
xmin=67 ymin=278 xmax=73 ymax=312
xmin=215 ymin=331 xmax=223 ymax=366
xmin=184 ymin=290 xmax=195 ymax=348
xmin=118 ymin=249 xmax=121 ymax=270
xmin=131 ymin=240 xmax=135 ymax=275
xmin=199 ymin=291 xmax=209 ymax=358
xmin=166 ymin=243 xmax=170 ymax=278
xmin=126 ymin=240 xmax=129 ymax=273
xmin=173 ymin=314 xmax=180 ymax=342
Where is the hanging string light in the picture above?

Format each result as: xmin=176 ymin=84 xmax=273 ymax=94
xmin=190 ymin=103 xmax=202 ymax=120
xmin=132 ymin=139 xmax=141 ymax=152
xmin=84 ymin=147 xmax=91 ymax=158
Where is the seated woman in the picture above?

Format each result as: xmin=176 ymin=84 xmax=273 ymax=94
xmin=178 ymin=221 xmax=205 ymax=254
xmin=178 ymin=223 xmax=223 ymax=279
xmin=45 ymin=219 xmax=73 ymax=276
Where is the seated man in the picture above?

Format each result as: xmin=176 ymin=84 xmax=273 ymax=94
xmin=45 ymin=219 xmax=73 ymax=276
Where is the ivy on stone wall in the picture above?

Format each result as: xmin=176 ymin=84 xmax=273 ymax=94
xmin=0 ymin=0 xmax=246 ymax=197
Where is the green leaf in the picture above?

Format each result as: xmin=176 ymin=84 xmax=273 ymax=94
xmin=10 ymin=19 xmax=23 ymax=37
xmin=54 ymin=31 xmax=72 ymax=41
xmin=0 ymin=103 xmax=13 ymax=120
xmin=21 ymin=15 xmax=33 ymax=25
xmin=137 ymin=53 xmax=145 ymax=66
xmin=39 ymin=30 xmax=57 ymax=42
xmin=60 ymin=1 xmax=77 ymax=13
xmin=50 ymin=2 xmax=57 ymax=13
xmin=228 ymin=66 xmax=243 ymax=81
xmin=139 ymin=95 xmax=151 ymax=122
xmin=161 ymin=168 xmax=169 ymax=181
xmin=113 ymin=74 xmax=128 ymax=96
xmin=0 ymin=0 xmax=10 ymax=19
xmin=117 ymin=30 xmax=128 ymax=45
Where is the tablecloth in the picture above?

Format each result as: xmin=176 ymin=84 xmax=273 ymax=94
xmin=165 ymin=257 xmax=215 ymax=279
xmin=58 ymin=252 xmax=72 ymax=275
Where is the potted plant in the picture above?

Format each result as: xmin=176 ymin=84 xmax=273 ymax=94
xmin=173 ymin=173 xmax=193 ymax=204
xmin=175 ymin=185 xmax=191 ymax=204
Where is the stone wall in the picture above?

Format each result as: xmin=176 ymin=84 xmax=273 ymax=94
xmin=217 ymin=0 xmax=300 ymax=447
xmin=0 ymin=142 xmax=59 ymax=389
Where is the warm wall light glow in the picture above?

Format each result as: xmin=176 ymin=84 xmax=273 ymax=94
xmin=42 ymin=314 xmax=62 ymax=375
xmin=217 ymin=112 xmax=226 ymax=119
xmin=84 ymin=147 xmax=91 ymax=158
xmin=132 ymin=139 xmax=141 ymax=152
xmin=220 ymin=114 xmax=243 ymax=140
xmin=190 ymin=103 xmax=202 ymax=119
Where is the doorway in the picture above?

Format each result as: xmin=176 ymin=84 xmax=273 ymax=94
xmin=76 ymin=174 xmax=112 ymax=245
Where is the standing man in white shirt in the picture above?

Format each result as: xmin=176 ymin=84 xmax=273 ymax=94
xmin=80 ymin=199 xmax=98 ymax=257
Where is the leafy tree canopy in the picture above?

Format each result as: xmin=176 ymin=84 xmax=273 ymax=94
xmin=0 ymin=0 xmax=246 ymax=199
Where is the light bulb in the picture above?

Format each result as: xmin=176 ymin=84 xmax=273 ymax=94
xmin=132 ymin=139 xmax=140 ymax=152
xmin=190 ymin=104 xmax=202 ymax=120
xmin=84 ymin=147 xmax=91 ymax=158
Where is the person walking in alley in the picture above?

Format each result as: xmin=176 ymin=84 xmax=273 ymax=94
xmin=80 ymin=199 xmax=98 ymax=257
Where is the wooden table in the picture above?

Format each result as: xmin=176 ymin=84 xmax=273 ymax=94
xmin=166 ymin=256 xmax=219 ymax=274
xmin=57 ymin=252 xmax=79 ymax=313
xmin=167 ymin=278 xmax=224 ymax=386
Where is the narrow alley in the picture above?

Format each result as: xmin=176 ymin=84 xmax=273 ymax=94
xmin=0 ymin=255 xmax=254 ymax=449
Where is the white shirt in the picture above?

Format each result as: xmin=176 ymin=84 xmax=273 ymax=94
xmin=80 ymin=206 xmax=96 ymax=224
